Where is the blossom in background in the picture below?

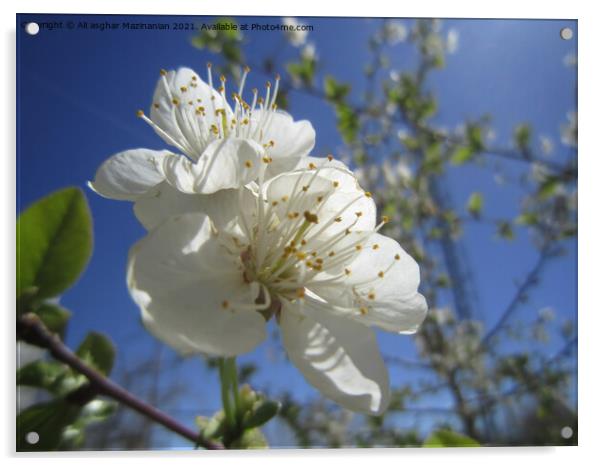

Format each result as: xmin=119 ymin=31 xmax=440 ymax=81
xmin=89 ymin=66 xmax=316 ymax=229
xmin=127 ymin=161 xmax=427 ymax=414
xmin=446 ymin=29 xmax=459 ymax=54
xmin=282 ymin=17 xmax=308 ymax=47
xmin=383 ymin=21 xmax=408 ymax=45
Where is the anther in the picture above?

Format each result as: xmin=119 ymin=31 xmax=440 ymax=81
xmin=244 ymin=160 xmax=253 ymax=168
xmin=303 ymin=211 xmax=319 ymax=224
xmin=222 ymin=300 xmax=230 ymax=309
xmin=136 ymin=109 xmax=144 ymax=117
xmin=378 ymin=271 xmax=385 ymax=278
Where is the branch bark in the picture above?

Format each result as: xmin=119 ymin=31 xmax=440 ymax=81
xmin=17 ymin=313 xmax=224 ymax=450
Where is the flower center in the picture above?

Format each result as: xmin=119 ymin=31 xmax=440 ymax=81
xmin=137 ymin=65 xmax=281 ymax=160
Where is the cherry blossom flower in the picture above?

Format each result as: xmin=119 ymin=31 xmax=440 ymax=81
xmin=127 ymin=160 xmax=427 ymax=414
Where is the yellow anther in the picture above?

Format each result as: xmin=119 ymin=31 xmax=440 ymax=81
xmin=296 ymin=252 xmax=307 ymax=260
xmin=355 ymin=245 xmax=363 ymax=251
xmin=302 ymin=185 xmax=309 ymax=192
xmin=345 ymin=268 xmax=352 ymax=275
xmin=281 ymin=195 xmax=289 ymax=202
xmin=315 ymin=258 xmax=323 ymax=264
xmin=272 ymin=201 xmax=279 ymax=207
xmin=334 ymin=217 xmax=342 ymax=223
xmin=372 ymin=244 xmax=380 ymax=250
xmin=360 ymin=306 xmax=368 ymax=315
xmin=382 ymin=215 xmax=390 ymax=223
xmin=221 ymin=300 xmax=230 ymax=309
xmin=394 ymin=254 xmax=401 ymax=260
xmin=365 ymin=191 xmax=372 ymax=198
xmin=192 ymin=75 xmax=198 ymax=81
xmin=180 ymin=86 xmax=188 ymax=92
xmin=220 ymin=74 xmax=226 ymax=82
xmin=355 ymin=211 xmax=363 ymax=217
xmin=244 ymin=65 xmax=251 ymax=73
xmin=327 ymin=155 xmax=334 ymax=161
xmin=317 ymin=196 xmax=324 ymax=203
xmin=136 ymin=109 xmax=144 ymax=117
xmin=207 ymin=62 xmax=213 ymax=68
xmin=308 ymin=162 xmax=317 ymax=169
xmin=303 ymin=211 xmax=319 ymax=224
xmin=305 ymin=261 xmax=313 ymax=268
xmin=301 ymin=239 xmax=307 ymax=246
xmin=172 ymin=98 xmax=180 ymax=106
xmin=333 ymin=181 xmax=340 ymax=188
xmin=262 ymin=157 xmax=272 ymax=164
xmin=160 ymin=69 xmax=167 ymax=76
xmin=368 ymin=293 xmax=376 ymax=300
xmin=328 ymin=251 xmax=336 ymax=257
xmin=244 ymin=160 xmax=253 ymax=168
xmin=378 ymin=271 xmax=385 ymax=278
xmin=153 ymin=103 xmax=160 ymax=109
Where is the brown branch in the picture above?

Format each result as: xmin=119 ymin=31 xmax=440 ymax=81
xmin=17 ymin=313 xmax=224 ymax=450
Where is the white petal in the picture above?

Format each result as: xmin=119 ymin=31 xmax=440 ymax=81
xmin=315 ymin=233 xmax=427 ymax=333
xmin=88 ymin=149 xmax=170 ymax=201
xmin=133 ymin=182 xmax=253 ymax=233
xmin=257 ymin=111 xmax=315 ymax=179
xmin=128 ymin=212 xmax=266 ymax=356
xmin=265 ymin=166 xmax=376 ymax=237
xmin=280 ymin=297 xmax=390 ymax=415
xmin=160 ymin=139 xmax=264 ymax=194
xmin=150 ymin=67 xmax=231 ymax=158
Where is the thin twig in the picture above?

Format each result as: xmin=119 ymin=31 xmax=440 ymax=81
xmin=17 ymin=313 xmax=224 ymax=450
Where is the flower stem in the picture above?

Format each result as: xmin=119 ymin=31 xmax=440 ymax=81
xmin=218 ymin=358 xmax=236 ymax=429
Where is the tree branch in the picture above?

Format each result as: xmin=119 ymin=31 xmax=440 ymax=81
xmin=17 ymin=313 xmax=224 ymax=450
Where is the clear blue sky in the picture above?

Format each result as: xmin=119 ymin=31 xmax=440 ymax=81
xmin=17 ymin=15 xmax=577 ymax=448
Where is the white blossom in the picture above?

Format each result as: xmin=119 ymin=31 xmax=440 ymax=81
xmin=127 ymin=160 xmax=427 ymax=414
xmin=89 ymin=67 xmax=316 ymax=229
xmin=282 ymin=17 xmax=308 ymax=47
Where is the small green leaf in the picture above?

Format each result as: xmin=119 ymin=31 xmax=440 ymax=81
xmin=450 ymin=146 xmax=474 ymax=165
xmin=466 ymin=192 xmax=484 ymax=218
xmin=34 ymin=303 xmax=71 ymax=337
xmin=17 ymin=360 xmax=69 ymax=394
xmin=62 ymin=400 xmax=118 ymax=447
xmin=537 ymin=176 xmax=560 ymax=200
xmin=424 ymin=429 xmax=480 ymax=447
xmin=242 ymin=400 xmax=281 ymax=429
xmin=324 ymin=76 xmax=350 ymax=103
xmin=17 ymin=400 xmax=81 ymax=451
xmin=496 ymin=221 xmax=515 ymax=240
xmin=17 ymin=187 xmax=93 ymax=300
xmin=334 ymin=104 xmax=359 ymax=144
xmin=76 ymin=332 xmax=116 ymax=376
xmin=230 ymin=427 xmax=268 ymax=449
xmin=514 ymin=124 xmax=532 ymax=150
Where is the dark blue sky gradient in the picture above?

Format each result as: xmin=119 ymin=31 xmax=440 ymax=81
xmin=17 ymin=15 xmax=577 ymax=448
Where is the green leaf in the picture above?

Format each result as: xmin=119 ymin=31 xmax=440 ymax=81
xmin=230 ymin=427 xmax=268 ymax=449
xmin=17 ymin=187 xmax=93 ymax=300
xmin=496 ymin=221 xmax=515 ymax=240
xmin=17 ymin=360 xmax=69 ymax=394
xmin=514 ymin=124 xmax=532 ymax=150
xmin=537 ymin=176 xmax=560 ymax=200
xmin=324 ymin=76 xmax=350 ymax=103
xmin=466 ymin=124 xmax=484 ymax=152
xmin=34 ymin=303 xmax=71 ymax=337
xmin=466 ymin=192 xmax=484 ymax=217
xmin=17 ymin=400 xmax=81 ymax=451
xmin=76 ymin=332 xmax=116 ymax=376
xmin=334 ymin=104 xmax=359 ymax=144
xmin=424 ymin=429 xmax=480 ymax=447
xmin=450 ymin=146 xmax=474 ymax=165
xmin=62 ymin=400 xmax=118 ymax=447
xmin=242 ymin=400 xmax=281 ymax=429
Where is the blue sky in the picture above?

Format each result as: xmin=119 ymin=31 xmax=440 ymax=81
xmin=17 ymin=15 xmax=577 ymax=448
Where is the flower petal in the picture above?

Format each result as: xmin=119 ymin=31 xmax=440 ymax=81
xmin=133 ymin=182 xmax=254 ymax=232
xmin=265 ymin=166 xmax=376 ymax=237
xmin=88 ymin=149 xmax=171 ymax=201
xmin=257 ymin=111 xmax=315 ymax=179
xmin=127 ymin=212 xmax=266 ymax=357
xmin=280 ymin=297 xmax=390 ymax=415
xmin=314 ymin=233 xmax=427 ymax=333
xmin=160 ymin=139 xmax=264 ymax=195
